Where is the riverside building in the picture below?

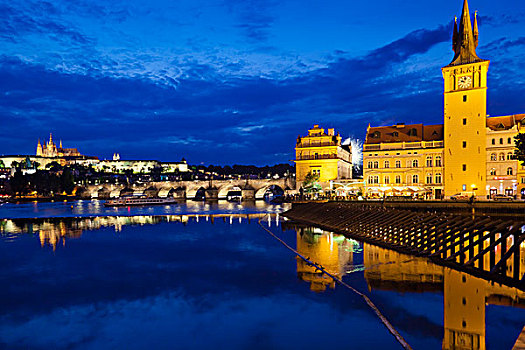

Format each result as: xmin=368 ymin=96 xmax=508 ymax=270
xmin=363 ymin=0 xmax=525 ymax=199
xmin=294 ymin=125 xmax=352 ymax=187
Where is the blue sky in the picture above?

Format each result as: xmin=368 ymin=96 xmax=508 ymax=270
xmin=1 ymin=0 xmax=524 ymax=165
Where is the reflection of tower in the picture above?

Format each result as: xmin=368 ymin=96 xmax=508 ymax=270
xmin=443 ymin=269 xmax=486 ymax=350
xmin=295 ymin=228 xmax=353 ymax=292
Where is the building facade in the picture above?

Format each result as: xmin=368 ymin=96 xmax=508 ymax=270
xmin=294 ymin=125 xmax=352 ymax=186
xmin=363 ymin=124 xmax=444 ymax=199
xmin=363 ymin=0 xmax=524 ymax=199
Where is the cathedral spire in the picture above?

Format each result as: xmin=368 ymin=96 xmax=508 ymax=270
xmin=448 ymin=0 xmax=483 ymax=66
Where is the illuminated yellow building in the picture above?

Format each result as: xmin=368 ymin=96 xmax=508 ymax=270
xmin=363 ymin=124 xmax=444 ymax=199
xmin=294 ymin=124 xmax=352 ymax=186
xmin=363 ymin=0 xmax=524 ymax=199
xmin=486 ymin=115 xmax=525 ymax=197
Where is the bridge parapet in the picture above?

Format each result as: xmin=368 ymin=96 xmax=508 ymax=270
xmin=83 ymin=177 xmax=295 ymax=200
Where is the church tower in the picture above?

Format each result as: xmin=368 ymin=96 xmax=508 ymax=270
xmin=442 ymin=0 xmax=489 ymax=198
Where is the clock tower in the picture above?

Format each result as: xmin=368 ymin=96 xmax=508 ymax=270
xmin=442 ymin=0 xmax=489 ymax=198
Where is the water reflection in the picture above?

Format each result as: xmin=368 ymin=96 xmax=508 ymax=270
xmin=295 ymin=226 xmax=360 ymax=292
xmin=0 ymin=213 xmax=277 ymax=250
xmin=292 ymin=226 xmax=525 ymax=349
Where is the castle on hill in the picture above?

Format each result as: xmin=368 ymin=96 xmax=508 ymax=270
xmin=36 ymin=134 xmax=83 ymax=158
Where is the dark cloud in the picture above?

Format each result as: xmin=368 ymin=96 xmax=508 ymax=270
xmin=0 ymin=0 xmax=94 ymax=47
xmin=1 ymin=21 xmax=524 ymax=165
xmin=224 ymin=0 xmax=278 ymax=43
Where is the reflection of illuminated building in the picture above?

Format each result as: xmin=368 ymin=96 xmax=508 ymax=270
xmin=362 ymin=244 xmax=525 ymax=350
xmin=295 ymin=227 xmax=355 ymax=292
xmin=363 ymin=244 xmax=443 ymax=292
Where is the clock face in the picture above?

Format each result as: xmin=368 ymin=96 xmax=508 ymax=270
xmin=458 ymin=76 xmax=472 ymax=89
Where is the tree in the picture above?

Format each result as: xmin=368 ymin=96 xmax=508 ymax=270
xmin=60 ymin=168 xmax=75 ymax=194
xmin=302 ymin=171 xmax=321 ymax=193
xmin=10 ymin=168 xmax=28 ymax=197
xmin=514 ymin=133 xmax=525 ymax=166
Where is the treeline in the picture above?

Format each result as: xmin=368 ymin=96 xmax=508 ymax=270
xmin=9 ymin=168 xmax=76 ymax=197
xmin=192 ymin=163 xmax=294 ymax=178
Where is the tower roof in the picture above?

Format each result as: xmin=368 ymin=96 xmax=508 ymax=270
xmin=447 ymin=0 xmax=484 ymax=66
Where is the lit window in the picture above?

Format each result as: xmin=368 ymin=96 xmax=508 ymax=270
xmin=499 ymin=153 xmax=505 ymax=161
xmin=490 ymin=153 xmax=497 ymax=161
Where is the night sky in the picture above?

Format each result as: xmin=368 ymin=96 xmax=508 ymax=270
xmin=1 ymin=0 xmax=524 ymax=165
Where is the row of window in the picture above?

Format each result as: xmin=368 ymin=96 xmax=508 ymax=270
xmin=491 ymin=137 xmax=514 ymax=145
xmin=367 ymin=156 xmax=442 ymax=169
xmin=489 ymin=167 xmax=514 ymax=176
xmin=489 ymin=152 xmax=515 ymax=161
xmin=368 ymin=173 xmax=442 ymax=185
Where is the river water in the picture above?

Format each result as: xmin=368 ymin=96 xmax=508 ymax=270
xmin=0 ymin=201 xmax=524 ymax=349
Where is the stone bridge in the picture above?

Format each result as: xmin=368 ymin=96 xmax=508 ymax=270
xmin=82 ymin=178 xmax=296 ymax=200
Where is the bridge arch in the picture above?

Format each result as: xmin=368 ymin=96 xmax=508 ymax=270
xmin=143 ymin=186 xmax=158 ymax=198
xmin=218 ymin=185 xmax=242 ymax=199
xmin=255 ymin=184 xmax=284 ymax=200
xmin=96 ymin=187 xmax=111 ymax=199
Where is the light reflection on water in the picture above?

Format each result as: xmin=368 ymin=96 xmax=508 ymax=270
xmin=0 ymin=199 xmax=290 ymax=219
xmin=290 ymin=224 xmax=525 ymax=350
xmin=0 ymin=215 xmax=524 ymax=349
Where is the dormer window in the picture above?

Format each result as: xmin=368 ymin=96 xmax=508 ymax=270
xmin=408 ymin=128 xmax=417 ymax=136
xmin=372 ymin=131 xmax=381 ymax=138
xmin=392 ymin=131 xmax=399 ymax=137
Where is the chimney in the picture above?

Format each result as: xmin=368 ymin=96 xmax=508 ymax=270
xmin=327 ymin=128 xmax=335 ymax=136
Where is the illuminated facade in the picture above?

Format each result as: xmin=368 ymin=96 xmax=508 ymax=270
xmin=36 ymin=133 xmax=82 ymax=157
xmin=363 ymin=0 xmax=524 ymax=199
xmin=363 ymin=124 xmax=444 ymax=199
xmin=294 ymin=125 xmax=352 ymax=185
xmin=486 ymin=115 xmax=525 ymax=197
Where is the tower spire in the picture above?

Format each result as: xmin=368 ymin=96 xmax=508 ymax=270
xmin=452 ymin=16 xmax=458 ymax=53
xmin=473 ymin=10 xmax=479 ymax=48
xmin=448 ymin=0 xmax=483 ymax=66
